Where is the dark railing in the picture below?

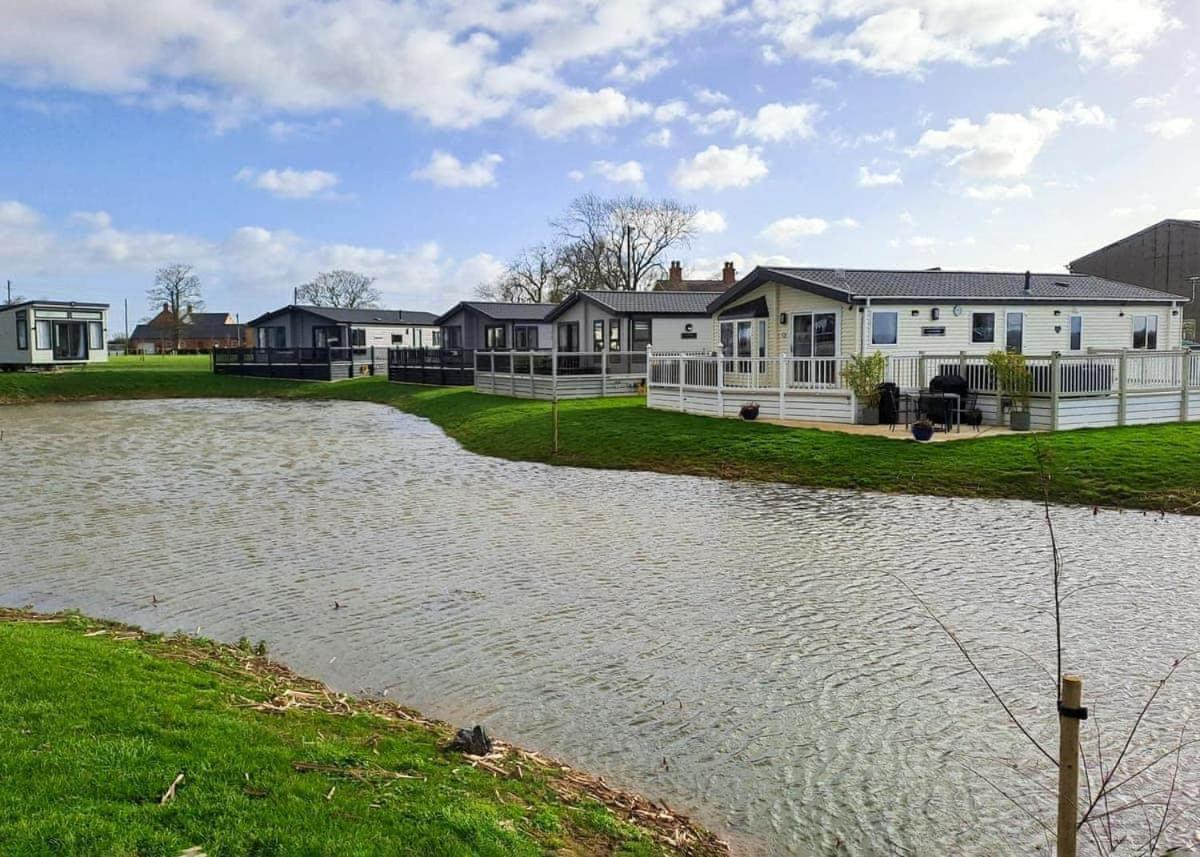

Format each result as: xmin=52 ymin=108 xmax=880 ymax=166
xmin=472 ymin=350 xmax=647 ymax=377
xmin=212 ymin=346 xmax=386 ymax=380
xmin=387 ymin=348 xmax=475 ymax=386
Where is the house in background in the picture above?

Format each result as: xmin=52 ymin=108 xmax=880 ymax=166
xmin=130 ymin=304 xmax=249 ymax=353
xmin=434 ymin=301 xmax=556 ymax=350
xmin=544 ymin=290 xmax=718 ymax=354
xmin=654 ymin=260 xmax=738 ymax=292
xmin=1069 ymin=219 xmax=1200 ymax=338
xmin=246 ymin=305 xmax=439 ymax=349
xmin=0 ymin=300 xmax=109 ymax=368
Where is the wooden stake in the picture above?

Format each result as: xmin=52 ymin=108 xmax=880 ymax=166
xmin=1057 ymin=675 xmax=1083 ymax=857
xmin=552 ymin=397 xmax=559 ymax=455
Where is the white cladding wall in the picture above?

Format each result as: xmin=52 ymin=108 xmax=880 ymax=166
xmin=359 ymin=324 xmax=440 ymax=348
xmin=713 ymin=281 xmax=1182 ymax=357
xmin=553 ymin=298 xmax=711 ymax=352
xmin=0 ymin=305 xmax=109 ymax=365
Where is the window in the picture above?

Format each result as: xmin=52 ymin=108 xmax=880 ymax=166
xmin=971 ymin=312 xmax=995 ymax=344
xmin=258 ymin=326 xmax=285 ymax=348
xmin=736 ymin=320 xmax=752 ymax=372
xmin=432 ymin=330 xmax=441 ymax=347
xmin=414 ymin=330 xmax=424 ymax=348
xmin=609 ymin=319 xmax=620 ymax=352
xmin=52 ymin=321 xmax=87 ymax=359
xmin=513 ymin=325 xmax=538 ymax=350
xmin=871 ymin=311 xmax=898 ymax=345
xmin=719 ymin=321 xmax=734 ymax=357
xmin=35 ymin=320 xmax=51 ymax=350
xmin=1069 ymin=315 xmax=1082 ymax=351
xmin=1005 ymin=312 xmax=1024 ymax=353
xmin=391 ymin=334 xmax=404 ymax=345
xmin=791 ymin=312 xmax=838 ymax=384
xmin=88 ymin=321 xmax=103 ymax=351
xmin=15 ymin=311 xmax=27 ymax=350
xmin=313 ymin=325 xmax=341 ymax=347
xmin=484 ymin=325 xmax=506 ymax=349
xmin=593 ymin=320 xmax=605 ymax=352
xmin=631 ymin=319 xmax=651 ymax=352
xmin=1132 ymin=315 xmax=1158 ymax=350
xmin=350 ymin=328 xmax=366 ymax=347
xmin=757 ymin=319 xmax=768 ymax=358
xmin=557 ymin=321 xmax=579 ymax=352
xmin=443 ymin=326 xmax=461 ymax=349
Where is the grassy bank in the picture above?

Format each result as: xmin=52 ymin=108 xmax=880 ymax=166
xmin=2 ymin=355 xmax=1198 ymax=513
xmin=0 ymin=609 xmax=724 ymax=856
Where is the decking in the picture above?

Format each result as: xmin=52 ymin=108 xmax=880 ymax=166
xmin=472 ymin=351 xmax=649 ymax=399
xmin=647 ymin=349 xmax=1200 ymax=431
xmin=387 ymin=348 xmax=475 ymax=386
xmin=212 ymin=347 xmax=387 ymax=380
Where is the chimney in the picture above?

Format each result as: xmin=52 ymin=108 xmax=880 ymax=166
xmin=722 ymin=261 xmax=736 ymax=284
xmin=669 ymin=260 xmax=682 ymax=285
xmin=186 ymin=303 xmax=193 ymax=316
xmin=1024 ymin=270 xmax=1032 ymax=294
xmin=162 ymin=302 xmax=169 ymax=313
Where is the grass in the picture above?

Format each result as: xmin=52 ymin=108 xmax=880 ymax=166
xmin=0 ymin=610 xmax=721 ymax=857
xmin=1 ymin=354 xmax=1198 ymax=513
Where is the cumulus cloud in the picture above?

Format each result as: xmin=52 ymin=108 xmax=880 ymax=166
xmin=411 ymin=151 xmax=503 ymax=188
xmin=736 ymin=102 xmax=820 ymax=142
xmin=689 ymin=108 xmax=742 ymax=135
xmin=643 ymin=127 xmax=673 ymax=147
xmin=673 ymin=145 xmax=769 ymax=191
xmin=590 ymin=159 xmax=645 ymax=184
xmin=234 ymin=167 xmax=340 ymax=199
xmin=857 ymin=166 xmax=902 ymax=187
xmin=760 ymin=215 xmax=858 ymax=245
xmin=693 ymin=209 xmax=728 ymax=233
xmin=963 ymin=183 xmax=1033 ymax=200
xmin=608 ymin=57 xmax=673 ymax=84
xmin=912 ymin=100 xmax=1108 ymax=177
xmin=523 ymin=87 xmax=649 ymax=137
xmin=694 ymin=88 xmax=731 ymax=105
xmin=1144 ymin=117 xmax=1194 ymax=140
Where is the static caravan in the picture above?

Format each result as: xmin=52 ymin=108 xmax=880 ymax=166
xmin=544 ymin=290 xmax=718 ymax=353
xmin=0 ymin=300 xmax=109 ymax=369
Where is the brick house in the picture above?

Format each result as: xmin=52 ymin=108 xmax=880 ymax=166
xmin=653 ymin=260 xmax=738 ymax=292
xmin=129 ymin=304 xmax=249 ymax=353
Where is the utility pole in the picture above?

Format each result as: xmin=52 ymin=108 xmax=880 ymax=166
xmin=5 ymin=280 xmax=10 ymax=304
xmin=124 ymin=298 xmax=129 ymax=341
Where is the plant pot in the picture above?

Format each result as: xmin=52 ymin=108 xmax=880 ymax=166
xmin=912 ymin=423 xmax=935 ymax=442
xmin=1009 ymin=410 xmax=1031 ymax=432
xmin=739 ymin=403 xmax=760 ymax=421
xmin=856 ymin=405 xmax=880 ymax=426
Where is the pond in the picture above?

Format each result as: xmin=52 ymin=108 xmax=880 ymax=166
xmin=3 ymin=399 xmax=1198 ymax=854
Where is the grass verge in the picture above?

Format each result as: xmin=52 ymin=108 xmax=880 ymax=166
xmin=1 ymin=356 xmax=1198 ymax=513
xmin=0 ymin=608 xmax=727 ymax=857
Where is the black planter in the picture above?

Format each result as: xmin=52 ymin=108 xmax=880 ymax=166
xmin=912 ymin=423 xmax=935 ymax=442
xmin=740 ymin=403 xmax=760 ymax=421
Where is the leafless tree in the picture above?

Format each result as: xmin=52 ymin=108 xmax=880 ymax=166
xmin=551 ymin=194 xmax=696 ymax=291
xmin=296 ymin=270 xmax=381 ymax=308
xmin=476 ymin=244 xmax=571 ymax=303
xmin=147 ymin=263 xmax=203 ymax=351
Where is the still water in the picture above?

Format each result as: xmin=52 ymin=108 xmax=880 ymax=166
xmin=3 ymin=399 xmax=1198 ymax=854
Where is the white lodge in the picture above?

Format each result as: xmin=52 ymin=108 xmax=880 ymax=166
xmin=0 ymin=300 xmax=110 ymax=368
xmin=647 ymin=267 xmax=1197 ymax=431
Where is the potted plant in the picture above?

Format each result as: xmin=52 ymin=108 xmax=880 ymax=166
xmin=986 ymin=350 xmax=1033 ymax=431
xmin=844 ymin=351 xmax=887 ymax=425
xmin=911 ymin=417 xmax=935 ymax=442
xmin=740 ymin=402 xmax=760 ymax=420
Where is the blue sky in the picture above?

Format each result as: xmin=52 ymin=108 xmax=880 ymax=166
xmin=1 ymin=0 xmax=1198 ymax=324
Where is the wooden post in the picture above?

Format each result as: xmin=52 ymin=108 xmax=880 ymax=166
xmin=552 ymin=396 xmax=559 ymax=454
xmin=490 ymin=351 xmax=497 ymax=393
xmin=1180 ymin=349 xmax=1190 ymax=423
xmin=778 ymin=351 xmax=785 ymax=419
xmin=1050 ymin=351 xmax=1061 ymax=432
xmin=958 ymin=350 xmax=967 ymax=377
xmin=601 ymin=349 xmax=607 ymax=397
xmin=917 ymin=350 xmax=927 ymax=389
xmin=716 ymin=349 xmax=725 ymax=417
xmin=678 ymin=355 xmax=684 ymax=411
xmin=551 ymin=341 xmax=559 ymax=401
xmin=1117 ymin=350 xmax=1128 ymax=427
xmin=1057 ymin=675 xmax=1084 ymax=857
xmin=510 ymin=350 xmax=516 ymax=397
xmin=529 ymin=346 xmax=535 ymax=397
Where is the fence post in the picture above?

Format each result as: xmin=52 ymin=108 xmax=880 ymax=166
xmin=510 ymin=350 xmax=516 ymax=397
xmin=958 ymin=350 xmax=967 ymax=377
xmin=917 ymin=351 xmax=927 ymax=389
xmin=529 ymin=347 xmax=535 ymax=397
xmin=778 ymin=351 xmax=785 ymax=418
xmin=678 ymin=355 xmax=684 ymax=411
xmin=1056 ymin=675 xmax=1084 ymax=857
xmin=490 ymin=351 xmax=497 ymax=394
xmin=716 ymin=350 xmax=725 ymax=417
xmin=1050 ymin=351 xmax=1061 ymax=432
xmin=1117 ymin=349 xmax=1128 ymax=427
xmin=552 ymin=342 xmax=558 ymax=401
xmin=1180 ymin=349 xmax=1190 ymax=423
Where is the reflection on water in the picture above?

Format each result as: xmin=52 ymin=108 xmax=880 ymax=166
xmin=3 ymin=399 xmax=1198 ymax=854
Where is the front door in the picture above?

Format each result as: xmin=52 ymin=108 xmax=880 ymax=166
xmin=791 ymin=312 xmax=837 ymax=384
xmin=53 ymin=321 xmax=87 ymax=360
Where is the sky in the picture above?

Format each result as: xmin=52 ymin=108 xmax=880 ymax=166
xmin=1 ymin=0 xmax=1198 ymax=326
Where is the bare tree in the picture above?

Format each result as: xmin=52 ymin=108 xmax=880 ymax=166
xmin=296 ymin=270 xmax=381 ymax=308
xmin=476 ymin=244 xmax=573 ymax=303
xmin=147 ymin=263 xmax=203 ymax=351
xmin=552 ymin=194 xmax=696 ymax=291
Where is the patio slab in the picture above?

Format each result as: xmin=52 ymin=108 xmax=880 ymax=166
xmin=755 ymin=418 xmax=1035 ymax=441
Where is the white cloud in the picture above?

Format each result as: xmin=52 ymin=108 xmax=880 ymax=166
xmin=858 ymin=166 xmax=902 ymax=187
xmin=0 ymin=200 xmax=42 ymax=228
xmin=1145 ymin=117 xmax=1194 ymax=140
xmin=567 ymin=169 xmax=585 ymax=182
xmin=757 ymin=0 xmax=1179 ymax=75
xmin=1110 ymin=203 xmax=1158 ymax=218
xmin=963 ymin=183 xmax=1033 ymax=200
xmin=760 ymin=215 xmax=857 ymax=245
xmin=654 ymin=100 xmax=689 ymax=123
xmin=912 ymin=100 xmax=1108 ymax=177
xmin=1132 ymin=94 xmax=1171 ymax=110
xmin=673 ymin=145 xmax=769 ymax=191
xmin=590 ymin=159 xmax=645 ymax=184
xmin=411 ymin=151 xmax=503 ymax=188
xmin=689 ymin=107 xmax=742 ymax=135
xmin=643 ymin=127 xmax=673 ymax=147
xmin=694 ymin=88 xmax=730 ymax=105
xmin=736 ymin=102 xmax=819 ymax=142
xmin=693 ymin=209 xmax=728 ymax=233
xmin=523 ymin=87 xmax=649 ymax=137
xmin=608 ymin=57 xmax=673 ymax=84
xmin=234 ymin=167 xmax=340 ymax=199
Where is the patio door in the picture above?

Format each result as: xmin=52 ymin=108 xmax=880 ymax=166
xmin=791 ymin=312 xmax=838 ymax=384
xmin=52 ymin=321 xmax=87 ymax=360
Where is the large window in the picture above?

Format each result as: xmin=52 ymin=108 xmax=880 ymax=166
xmin=609 ymin=319 xmax=620 ymax=352
xmin=1132 ymin=315 xmax=1158 ymax=350
xmin=593 ymin=320 xmax=605 ymax=352
xmin=350 ymin=328 xmax=366 ymax=347
xmin=1069 ymin=315 xmax=1083 ymax=351
xmin=1006 ymin=312 xmax=1024 ymax=353
xmin=443 ymin=326 xmax=461 ymax=349
xmin=631 ymin=319 xmax=651 ymax=352
xmin=792 ymin=312 xmax=838 ymax=384
xmin=513 ymin=325 xmax=538 ymax=350
xmin=258 ymin=326 xmax=285 ymax=348
xmin=88 ymin=321 xmax=103 ymax=351
xmin=871 ymin=311 xmax=898 ymax=346
xmin=719 ymin=321 xmax=734 ymax=357
xmin=313 ymin=325 xmax=341 ymax=347
xmin=557 ymin=321 xmax=579 ymax=352
xmin=35 ymin=319 xmax=51 ymax=350
xmin=52 ymin=321 xmax=87 ymax=359
xmin=484 ymin=325 xmax=506 ymax=349
xmin=15 ymin=311 xmax=27 ymax=350
xmin=971 ymin=312 xmax=995 ymax=344
xmin=757 ymin=319 xmax=768 ymax=358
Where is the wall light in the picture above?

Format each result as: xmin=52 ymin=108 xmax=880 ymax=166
xmin=911 ymin=309 xmax=920 ymax=316
xmin=779 ymin=313 xmax=788 ymax=326
xmin=930 ymin=308 xmax=940 ymax=321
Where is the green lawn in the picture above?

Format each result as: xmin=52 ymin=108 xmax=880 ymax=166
xmin=0 ymin=611 xmax=719 ymax=857
xmin=1 ymin=362 xmax=1197 ymax=513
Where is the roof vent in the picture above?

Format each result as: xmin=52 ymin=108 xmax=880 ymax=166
xmin=1023 ymin=270 xmax=1032 ymax=294
xmin=1054 ymin=280 xmax=1071 ymax=288
xmin=833 ymin=268 xmax=846 ymax=280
